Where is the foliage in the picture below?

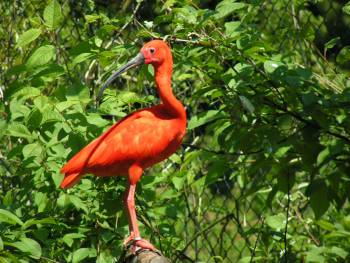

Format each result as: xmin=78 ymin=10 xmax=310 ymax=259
xmin=1 ymin=0 xmax=350 ymax=262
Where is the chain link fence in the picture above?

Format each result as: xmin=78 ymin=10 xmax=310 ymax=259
xmin=169 ymin=1 xmax=349 ymax=262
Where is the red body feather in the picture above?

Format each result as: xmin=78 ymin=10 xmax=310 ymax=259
xmin=60 ymin=40 xmax=186 ymax=188
xmin=60 ymin=106 xmax=185 ymax=188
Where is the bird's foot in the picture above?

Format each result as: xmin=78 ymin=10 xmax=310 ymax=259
xmin=125 ymin=236 xmax=156 ymax=254
xmin=134 ymin=238 xmax=156 ymax=251
xmin=123 ymin=232 xmax=135 ymax=247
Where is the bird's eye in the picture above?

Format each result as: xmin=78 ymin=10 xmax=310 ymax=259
xmin=149 ymin=48 xmax=155 ymax=54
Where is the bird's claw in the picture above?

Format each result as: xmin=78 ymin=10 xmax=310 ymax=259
xmin=124 ymin=236 xmax=156 ymax=254
xmin=123 ymin=232 xmax=135 ymax=247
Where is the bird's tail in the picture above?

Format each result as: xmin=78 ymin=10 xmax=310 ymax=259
xmin=60 ymin=173 xmax=82 ymax=189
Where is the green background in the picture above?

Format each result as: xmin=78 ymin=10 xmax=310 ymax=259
xmin=1 ymin=0 xmax=350 ymax=262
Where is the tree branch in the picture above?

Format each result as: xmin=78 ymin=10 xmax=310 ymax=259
xmin=121 ymin=250 xmax=171 ymax=263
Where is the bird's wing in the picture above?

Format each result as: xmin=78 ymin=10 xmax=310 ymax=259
xmin=61 ymin=109 xmax=181 ymax=176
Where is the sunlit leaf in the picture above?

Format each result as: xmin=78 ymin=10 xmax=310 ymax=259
xmin=44 ymin=0 xmax=63 ymax=29
xmin=11 ymin=238 xmax=42 ymax=259
xmin=0 ymin=209 xmax=24 ymax=225
xmin=72 ymin=248 xmax=96 ymax=263
xmin=26 ymin=45 xmax=55 ymax=69
xmin=16 ymin=28 xmax=41 ymax=48
xmin=215 ymin=0 xmax=245 ymax=19
xmin=266 ymin=213 xmax=285 ymax=231
xmin=7 ymin=123 xmax=32 ymax=141
xmin=325 ymin=37 xmax=340 ymax=50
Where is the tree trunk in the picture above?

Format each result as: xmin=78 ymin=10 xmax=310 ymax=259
xmin=122 ymin=250 xmax=171 ymax=263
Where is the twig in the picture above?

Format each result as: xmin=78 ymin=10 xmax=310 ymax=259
xmin=249 ymin=216 xmax=265 ymax=263
xmin=261 ymin=96 xmax=350 ymax=144
xmin=181 ymin=213 xmax=233 ymax=252
xmin=0 ymin=85 xmax=3 ymax=100
xmin=284 ymin=173 xmax=291 ymax=262
xmin=293 ymin=207 xmax=320 ymax=246
xmin=39 ymin=256 xmax=60 ymax=263
xmin=116 ymin=1 xmax=143 ymax=39
xmin=0 ymin=150 xmax=13 ymax=175
xmin=183 ymin=144 xmax=263 ymax=157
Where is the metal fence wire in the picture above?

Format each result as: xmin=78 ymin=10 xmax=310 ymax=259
xmin=166 ymin=1 xmax=349 ymax=262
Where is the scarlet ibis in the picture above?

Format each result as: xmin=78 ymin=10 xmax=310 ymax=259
xmin=60 ymin=40 xmax=186 ymax=252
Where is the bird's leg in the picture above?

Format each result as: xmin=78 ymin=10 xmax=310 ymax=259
xmin=122 ymin=185 xmax=135 ymax=247
xmin=123 ymin=164 xmax=156 ymax=253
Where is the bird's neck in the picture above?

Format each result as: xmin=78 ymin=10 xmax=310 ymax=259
xmin=154 ymin=63 xmax=186 ymax=121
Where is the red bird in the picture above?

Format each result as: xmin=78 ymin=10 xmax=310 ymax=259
xmin=60 ymin=40 xmax=186 ymax=252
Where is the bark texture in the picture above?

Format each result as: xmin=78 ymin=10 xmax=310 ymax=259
xmin=123 ymin=250 xmax=171 ymax=263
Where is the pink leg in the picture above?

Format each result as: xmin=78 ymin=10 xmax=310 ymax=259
xmin=123 ymin=164 xmax=156 ymax=253
xmin=123 ymin=186 xmax=135 ymax=246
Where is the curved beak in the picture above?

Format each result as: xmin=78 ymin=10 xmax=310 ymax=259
xmin=97 ymin=52 xmax=144 ymax=103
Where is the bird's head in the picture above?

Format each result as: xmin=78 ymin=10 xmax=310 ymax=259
xmin=141 ymin=40 xmax=172 ymax=65
xmin=97 ymin=40 xmax=172 ymax=103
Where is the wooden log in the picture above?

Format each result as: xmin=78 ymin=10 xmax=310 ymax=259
xmin=122 ymin=249 xmax=171 ymax=263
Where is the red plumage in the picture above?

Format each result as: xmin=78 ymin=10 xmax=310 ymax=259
xmin=60 ymin=40 xmax=186 ymax=252
xmin=60 ymin=105 xmax=185 ymax=185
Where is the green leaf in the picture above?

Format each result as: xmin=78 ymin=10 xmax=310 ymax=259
xmin=97 ymin=251 xmax=114 ymax=263
xmin=26 ymin=45 xmax=55 ymax=69
xmin=52 ymin=172 xmax=64 ymax=188
xmin=72 ymin=248 xmax=96 ymax=263
xmin=62 ymin=233 xmax=86 ymax=247
xmin=7 ymin=123 xmax=32 ymax=141
xmin=336 ymin=46 xmax=350 ymax=65
xmin=43 ymin=0 xmax=63 ymax=29
xmin=0 ymin=236 xmax=3 ymax=251
xmin=55 ymin=100 xmax=78 ymax=112
xmin=188 ymin=110 xmax=226 ymax=130
xmin=316 ymin=220 xmax=336 ymax=231
xmin=206 ymin=159 xmax=229 ymax=186
xmin=66 ymin=83 xmax=90 ymax=101
xmin=0 ymin=209 xmax=24 ymax=225
xmin=72 ymin=53 xmax=95 ymax=66
xmin=12 ymin=238 xmax=42 ymax=259
xmin=11 ymin=87 xmax=41 ymax=100
xmin=266 ymin=213 xmax=285 ymax=231
xmin=86 ymin=113 xmax=110 ymax=127
xmin=343 ymin=3 xmax=350 ymax=15
xmin=329 ymin=246 xmax=348 ymax=259
xmin=69 ymin=195 xmax=88 ymax=213
xmin=16 ymin=28 xmax=41 ymax=48
xmin=9 ymin=100 xmax=31 ymax=120
xmin=274 ymin=145 xmax=292 ymax=158
xmin=239 ymin=95 xmax=255 ymax=114
xmin=306 ymin=249 xmax=325 ymax=263
xmin=26 ymin=108 xmax=43 ymax=128
xmin=325 ymin=37 xmax=340 ymax=50
xmin=264 ymin=60 xmax=284 ymax=74
xmin=308 ymin=180 xmax=329 ymax=219
xmin=22 ymin=143 xmax=42 ymax=160
xmin=57 ymin=193 xmax=70 ymax=208
xmin=215 ymin=0 xmax=245 ymax=19
xmin=34 ymin=192 xmax=48 ymax=213
xmin=225 ymin=21 xmax=241 ymax=38
xmin=85 ymin=14 xmax=101 ymax=23
xmin=237 ymin=257 xmax=251 ymax=263
xmin=317 ymin=147 xmax=330 ymax=166
xmin=22 ymin=218 xmax=56 ymax=230
xmin=172 ymin=176 xmax=185 ymax=191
